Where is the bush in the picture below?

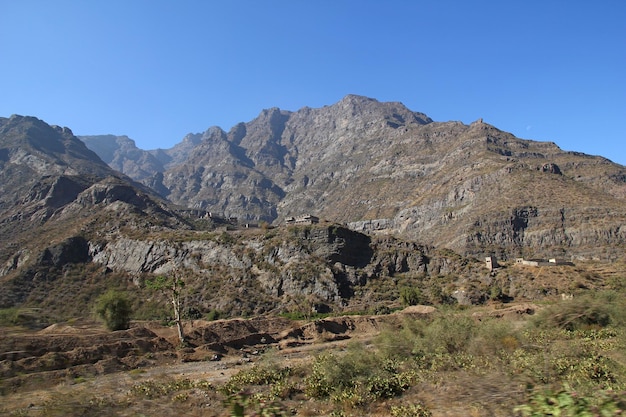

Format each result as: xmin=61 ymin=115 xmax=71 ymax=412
xmin=515 ymin=385 xmax=626 ymax=416
xmin=0 ymin=308 xmax=19 ymax=326
xmin=532 ymin=291 xmax=626 ymax=331
xmin=400 ymin=286 xmax=422 ymax=306
xmin=94 ymin=290 xmax=132 ymax=331
xmin=225 ymin=391 xmax=287 ymax=417
xmin=184 ymin=307 xmax=203 ymax=320
xmin=206 ymin=309 xmax=220 ymax=321
xmin=416 ymin=314 xmax=477 ymax=354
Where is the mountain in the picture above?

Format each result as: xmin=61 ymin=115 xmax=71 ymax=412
xmin=1 ymin=109 xmax=625 ymax=321
xmin=79 ymin=132 xmax=204 ymax=183
xmin=83 ymin=95 xmax=626 ymax=260
xmin=79 ymin=134 xmax=166 ymax=182
xmin=0 ymin=115 xmax=188 ymax=299
xmin=0 ymin=114 xmax=475 ymax=318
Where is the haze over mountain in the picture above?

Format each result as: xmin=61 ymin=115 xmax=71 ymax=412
xmin=81 ymin=95 xmax=626 ymax=259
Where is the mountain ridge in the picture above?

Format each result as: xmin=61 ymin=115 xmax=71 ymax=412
xmin=77 ymin=95 xmax=626 ymax=259
xmin=1 ymin=102 xmax=625 ymax=320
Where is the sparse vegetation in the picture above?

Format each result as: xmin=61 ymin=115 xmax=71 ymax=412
xmin=93 ymin=289 xmax=132 ymax=331
xmin=2 ymin=290 xmax=626 ymax=416
xmin=146 ymin=273 xmax=187 ymax=344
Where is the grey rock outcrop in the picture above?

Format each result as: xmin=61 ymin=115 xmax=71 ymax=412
xmin=80 ymin=224 xmax=462 ymax=315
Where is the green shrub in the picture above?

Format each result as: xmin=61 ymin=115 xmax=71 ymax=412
xmin=0 ymin=308 xmax=19 ymax=326
xmin=94 ymin=290 xmax=132 ymax=331
xmin=515 ymin=385 xmax=626 ymax=416
xmin=489 ymin=285 xmax=504 ymax=301
xmin=225 ymin=390 xmax=287 ymax=417
xmin=416 ymin=314 xmax=477 ymax=354
xmin=366 ymin=372 xmax=414 ymax=399
xmin=532 ymin=291 xmax=626 ymax=331
xmin=206 ymin=309 xmax=220 ymax=321
xmin=400 ymin=286 xmax=422 ymax=306
xmin=183 ymin=307 xmax=202 ymax=320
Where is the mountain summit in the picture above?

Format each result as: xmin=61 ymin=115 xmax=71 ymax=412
xmin=1 ymin=99 xmax=625 ymax=320
xmin=81 ymin=95 xmax=626 ymax=259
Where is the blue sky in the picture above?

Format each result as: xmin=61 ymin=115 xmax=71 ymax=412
xmin=1 ymin=1 xmax=625 ymax=165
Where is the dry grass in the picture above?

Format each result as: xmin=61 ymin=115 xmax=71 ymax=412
xmin=4 ymin=292 xmax=625 ymax=417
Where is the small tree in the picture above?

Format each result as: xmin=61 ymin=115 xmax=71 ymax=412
xmin=146 ymin=273 xmax=186 ymax=345
xmin=95 ymin=290 xmax=132 ymax=331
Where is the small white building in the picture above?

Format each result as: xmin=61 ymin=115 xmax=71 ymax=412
xmin=515 ymin=257 xmax=572 ymax=267
xmin=285 ymin=214 xmax=320 ymax=225
xmin=485 ymin=256 xmax=499 ymax=271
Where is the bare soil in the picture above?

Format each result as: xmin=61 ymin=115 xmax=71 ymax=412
xmin=0 ymin=304 xmax=538 ymax=416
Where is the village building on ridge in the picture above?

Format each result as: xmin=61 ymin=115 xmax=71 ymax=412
xmin=285 ymin=214 xmax=320 ymax=225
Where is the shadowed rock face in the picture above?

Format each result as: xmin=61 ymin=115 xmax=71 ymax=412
xmin=39 ymin=236 xmax=91 ymax=267
xmin=0 ymin=115 xmax=187 ymax=275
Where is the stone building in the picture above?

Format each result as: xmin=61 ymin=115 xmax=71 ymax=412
xmin=515 ymin=257 xmax=573 ymax=267
xmin=485 ymin=256 xmax=499 ymax=271
xmin=285 ymin=214 xmax=320 ymax=225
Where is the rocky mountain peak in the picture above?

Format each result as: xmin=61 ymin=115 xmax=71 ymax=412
xmin=71 ymin=96 xmax=626 ymax=259
xmin=333 ymin=94 xmax=433 ymax=127
xmin=204 ymin=126 xmax=226 ymax=138
xmin=200 ymin=126 xmax=227 ymax=143
xmin=180 ymin=132 xmax=203 ymax=146
xmin=1 ymin=115 xmax=107 ymax=173
xmin=80 ymin=134 xmax=136 ymax=163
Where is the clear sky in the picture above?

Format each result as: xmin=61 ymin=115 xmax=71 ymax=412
xmin=1 ymin=1 xmax=625 ymax=165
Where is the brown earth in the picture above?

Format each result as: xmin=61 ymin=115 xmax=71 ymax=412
xmin=1 ymin=304 xmax=539 ymax=416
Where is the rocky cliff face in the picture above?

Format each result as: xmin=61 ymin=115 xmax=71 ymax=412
xmin=67 ymin=224 xmax=465 ymax=315
xmin=81 ymin=96 xmax=626 ymax=259
xmin=157 ymin=96 xmax=434 ymax=222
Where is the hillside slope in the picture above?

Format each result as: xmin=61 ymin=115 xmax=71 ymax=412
xmin=0 ymin=115 xmax=188 ymax=304
xmin=0 ymin=113 xmax=623 ymax=321
xmin=82 ymin=95 xmax=626 ymax=259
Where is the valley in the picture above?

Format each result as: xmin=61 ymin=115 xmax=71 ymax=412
xmin=1 ymin=96 xmax=625 ymax=415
